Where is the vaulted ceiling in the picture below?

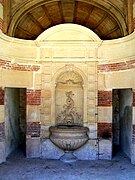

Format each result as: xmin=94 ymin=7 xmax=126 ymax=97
xmin=6 ymin=0 xmax=128 ymax=40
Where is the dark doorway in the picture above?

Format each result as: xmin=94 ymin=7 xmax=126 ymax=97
xmin=112 ymin=89 xmax=132 ymax=159
xmin=4 ymin=88 xmax=26 ymax=157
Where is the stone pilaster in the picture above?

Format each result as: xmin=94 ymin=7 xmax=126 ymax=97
xmin=98 ymin=90 xmax=112 ymax=160
xmin=127 ymin=0 xmax=134 ymax=33
xmin=133 ymin=0 xmax=135 ymax=29
xmin=26 ymin=89 xmax=41 ymax=158
xmin=0 ymin=0 xmax=3 ymax=30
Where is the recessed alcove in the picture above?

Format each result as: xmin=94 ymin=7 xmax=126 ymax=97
xmin=55 ymin=71 xmax=83 ymax=126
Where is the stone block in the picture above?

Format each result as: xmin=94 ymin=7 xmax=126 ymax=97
xmin=98 ymin=139 xmax=112 ymax=160
xmin=41 ymin=139 xmax=64 ymax=159
xmin=133 ymin=107 xmax=135 ymax=124
xmin=40 ymin=125 xmax=50 ymax=139
xmin=2 ymin=69 xmax=33 ymax=88
xmin=0 ymin=105 xmax=4 ymax=123
xmin=74 ymin=140 xmax=98 ymax=160
xmin=34 ymin=73 xmax=41 ymax=89
xmin=27 ymin=105 xmax=40 ymax=122
xmin=131 ymin=144 xmax=135 ymax=165
xmin=0 ymin=142 xmax=6 ymax=164
xmin=0 ymin=4 xmax=3 ymax=19
xmin=41 ymin=89 xmax=51 ymax=100
xmin=98 ymin=107 xmax=112 ymax=123
xmin=26 ymin=137 xmax=41 ymax=158
xmin=87 ymin=124 xmax=97 ymax=139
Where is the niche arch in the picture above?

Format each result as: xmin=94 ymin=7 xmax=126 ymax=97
xmin=51 ymin=65 xmax=87 ymax=125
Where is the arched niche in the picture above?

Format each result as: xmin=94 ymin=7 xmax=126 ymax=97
xmin=55 ymin=71 xmax=84 ymax=126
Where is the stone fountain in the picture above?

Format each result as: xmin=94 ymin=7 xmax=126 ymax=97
xmin=49 ymin=91 xmax=89 ymax=162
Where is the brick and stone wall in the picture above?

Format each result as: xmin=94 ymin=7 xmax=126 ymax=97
xmin=0 ymin=59 xmax=40 ymax=71
xmin=98 ymin=91 xmax=112 ymax=106
xmin=98 ymin=90 xmax=112 ymax=160
xmin=27 ymin=90 xmax=41 ymax=106
xmin=26 ymin=89 xmax=41 ymax=158
xmin=0 ymin=87 xmax=5 ymax=163
xmin=27 ymin=122 xmax=41 ymax=138
xmin=98 ymin=60 xmax=135 ymax=72
xmin=98 ymin=123 xmax=112 ymax=139
xmin=0 ymin=87 xmax=4 ymax=140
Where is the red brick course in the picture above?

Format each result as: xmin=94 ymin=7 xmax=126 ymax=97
xmin=0 ymin=122 xmax=5 ymax=141
xmin=98 ymin=60 xmax=135 ymax=72
xmin=27 ymin=90 xmax=41 ymax=105
xmin=98 ymin=90 xmax=112 ymax=106
xmin=0 ymin=87 xmax=4 ymax=105
xmin=0 ymin=59 xmax=40 ymax=72
xmin=98 ymin=122 xmax=112 ymax=139
xmin=27 ymin=122 xmax=41 ymax=137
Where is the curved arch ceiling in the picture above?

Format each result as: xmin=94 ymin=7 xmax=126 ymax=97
xmin=8 ymin=0 xmax=128 ymax=40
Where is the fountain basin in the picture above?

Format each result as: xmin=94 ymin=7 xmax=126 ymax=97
xmin=49 ymin=125 xmax=89 ymax=153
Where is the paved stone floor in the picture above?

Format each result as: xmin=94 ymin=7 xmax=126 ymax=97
xmin=0 ymin=150 xmax=135 ymax=180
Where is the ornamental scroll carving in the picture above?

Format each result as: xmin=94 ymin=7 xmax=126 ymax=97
xmin=56 ymin=91 xmax=83 ymax=125
xmin=55 ymin=70 xmax=83 ymax=126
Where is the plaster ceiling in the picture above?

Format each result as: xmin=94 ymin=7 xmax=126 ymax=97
xmin=8 ymin=0 xmax=128 ymax=40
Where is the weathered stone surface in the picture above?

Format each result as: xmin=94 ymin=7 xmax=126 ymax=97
xmin=2 ymin=69 xmax=33 ymax=88
xmin=74 ymin=140 xmax=98 ymax=160
xmin=41 ymin=139 xmax=64 ymax=160
xmin=87 ymin=124 xmax=97 ymax=139
xmin=98 ymin=139 xmax=112 ymax=160
xmin=0 ymin=142 xmax=6 ymax=163
xmin=26 ymin=137 xmax=41 ymax=158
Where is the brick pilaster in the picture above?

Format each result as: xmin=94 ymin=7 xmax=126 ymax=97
xmin=27 ymin=90 xmax=41 ymax=105
xmin=0 ymin=0 xmax=3 ymax=30
xmin=98 ymin=91 xmax=112 ymax=106
xmin=26 ymin=122 xmax=41 ymax=138
xmin=98 ymin=122 xmax=112 ymax=139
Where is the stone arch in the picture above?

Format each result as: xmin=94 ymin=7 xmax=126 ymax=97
xmin=36 ymin=24 xmax=101 ymax=42
xmin=52 ymin=64 xmax=87 ymax=86
xmin=51 ymin=65 xmax=87 ymax=125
